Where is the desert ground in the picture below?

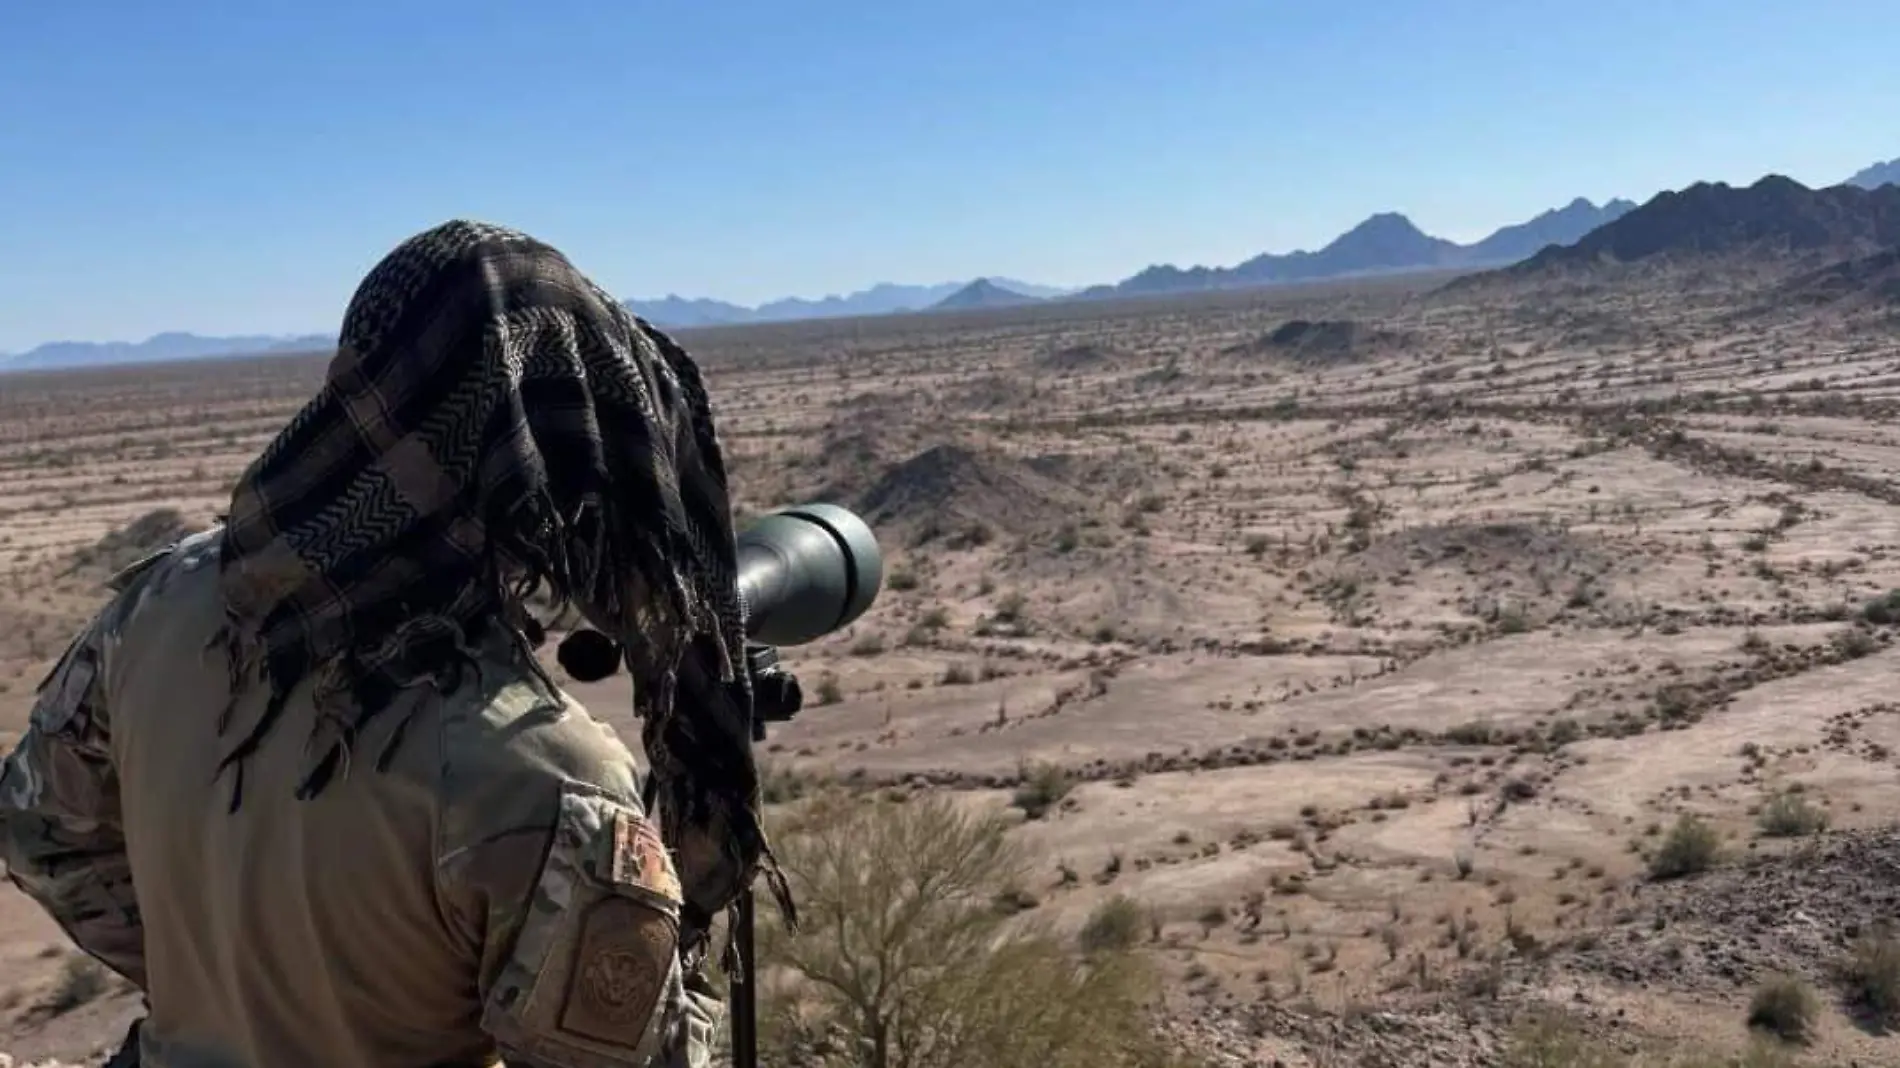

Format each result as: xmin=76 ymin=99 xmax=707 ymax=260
xmin=3 ymin=272 xmax=1900 ymax=1065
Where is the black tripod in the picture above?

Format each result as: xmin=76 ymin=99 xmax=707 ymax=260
xmin=643 ymin=643 xmax=801 ymax=1068
xmin=730 ymin=643 xmax=803 ymax=1068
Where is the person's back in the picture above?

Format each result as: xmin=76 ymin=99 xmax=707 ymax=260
xmin=73 ymin=528 xmax=669 ymax=1065
xmin=0 ymin=220 xmax=777 ymax=1068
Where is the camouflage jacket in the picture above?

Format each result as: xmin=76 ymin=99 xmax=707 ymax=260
xmin=0 ymin=530 xmax=722 ymax=1068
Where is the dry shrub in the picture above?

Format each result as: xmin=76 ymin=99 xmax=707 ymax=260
xmin=1648 ymin=814 xmax=1720 ymax=880
xmin=1744 ymin=974 xmax=1816 ymax=1044
xmin=1844 ymin=923 xmax=1900 ymax=1027
xmin=1012 ymin=761 xmax=1074 ymax=819
xmin=758 ymin=791 xmax=1177 ymax=1068
xmin=1755 ymin=792 xmax=1827 ymax=838
xmin=1078 ymin=895 xmax=1149 ymax=955
xmin=1503 ymin=1013 xmax=1795 ymax=1067
xmin=759 ymin=761 xmax=820 ymax=805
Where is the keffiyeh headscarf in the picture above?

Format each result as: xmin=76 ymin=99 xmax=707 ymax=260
xmin=213 ymin=218 xmax=788 ymax=946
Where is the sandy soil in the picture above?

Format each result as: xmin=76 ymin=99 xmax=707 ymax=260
xmin=4 ymin=276 xmax=1900 ymax=1064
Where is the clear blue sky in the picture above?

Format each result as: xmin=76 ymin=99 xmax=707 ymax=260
xmin=1 ymin=0 xmax=1894 ymax=352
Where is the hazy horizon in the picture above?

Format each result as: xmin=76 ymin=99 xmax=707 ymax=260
xmin=2 ymin=0 xmax=1895 ymax=352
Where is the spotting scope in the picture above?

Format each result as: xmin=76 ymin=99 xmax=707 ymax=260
xmin=735 ymin=502 xmax=884 ymax=647
xmin=554 ymin=502 xmax=884 ymax=682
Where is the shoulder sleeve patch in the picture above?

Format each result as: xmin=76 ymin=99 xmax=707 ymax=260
xmin=557 ymin=894 xmax=675 ymax=1046
xmin=482 ymin=784 xmax=689 ymax=1068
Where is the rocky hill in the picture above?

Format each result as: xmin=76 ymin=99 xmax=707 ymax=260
xmin=1510 ymin=175 xmax=1900 ymax=273
xmin=1848 ymin=157 xmax=1900 ymax=190
xmin=1772 ymin=246 xmax=1900 ymax=311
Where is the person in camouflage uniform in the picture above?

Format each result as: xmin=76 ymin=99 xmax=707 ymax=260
xmin=0 ymin=220 xmax=789 ymax=1067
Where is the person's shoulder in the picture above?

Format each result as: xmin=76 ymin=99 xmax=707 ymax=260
xmin=444 ymin=673 xmax=640 ymax=790
xmin=98 ymin=527 xmax=225 ymax=631
xmin=433 ymin=637 xmax=643 ymax=836
xmin=41 ymin=528 xmax=224 ymax=702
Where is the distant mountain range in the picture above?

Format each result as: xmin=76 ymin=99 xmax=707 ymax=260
xmin=0 ymin=331 xmax=334 ymax=371
xmin=624 ymin=278 xmax=1070 ymax=328
xmin=6 ymin=154 xmax=1896 ymax=371
xmin=623 ymin=199 xmax=1642 ymax=324
xmin=1071 ymin=197 xmax=1639 ymax=300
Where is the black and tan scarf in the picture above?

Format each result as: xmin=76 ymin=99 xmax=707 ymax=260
xmin=213 ymin=218 xmax=788 ymax=946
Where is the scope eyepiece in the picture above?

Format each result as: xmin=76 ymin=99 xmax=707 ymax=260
xmin=556 ymin=629 xmax=622 ymax=683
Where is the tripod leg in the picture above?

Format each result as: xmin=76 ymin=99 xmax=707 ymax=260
xmin=732 ymin=888 xmax=758 ymax=1068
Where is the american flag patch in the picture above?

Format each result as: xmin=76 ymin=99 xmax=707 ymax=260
xmin=611 ymin=809 xmax=682 ymax=903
